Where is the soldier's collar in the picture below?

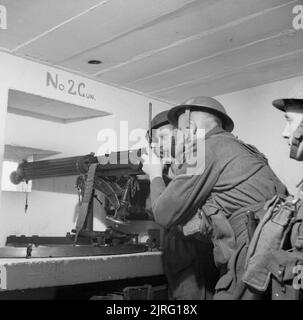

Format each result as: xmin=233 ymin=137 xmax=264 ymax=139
xmin=205 ymin=126 xmax=226 ymax=139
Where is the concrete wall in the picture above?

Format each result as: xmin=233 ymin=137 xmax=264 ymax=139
xmin=217 ymin=75 xmax=303 ymax=195
xmin=0 ymin=52 xmax=170 ymax=245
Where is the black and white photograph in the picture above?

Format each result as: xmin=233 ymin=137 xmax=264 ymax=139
xmin=0 ymin=0 xmax=302 ymax=304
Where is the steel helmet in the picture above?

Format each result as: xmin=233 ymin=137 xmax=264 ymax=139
xmin=272 ymin=82 xmax=303 ymax=161
xmin=272 ymin=82 xmax=303 ymax=111
xmin=167 ymin=96 xmax=234 ymax=132
xmin=150 ymin=110 xmax=170 ymax=130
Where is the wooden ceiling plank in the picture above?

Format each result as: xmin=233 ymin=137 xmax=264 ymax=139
xmin=123 ymin=8 xmax=298 ymax=84
xmin=128 ymin=31 xmax=303 ymax=93
xmin=148 ymin=47 xmax=303 ymax=95
xmin=90 ymin=0 xmax=298 ymax=77
xmin=97 ymin=5 xmax=296 ymax=85
xmin=11 ymin=0 xmax=111 ymax=53
xmin=59 ymin=0 xmax=295 ymax=75
xmin=153 ymin=51 xmax=303 ymax=101
xmin=0 ymin=0 xmax=104 ymax=50
xmin=15 ymin=0 xmax=195 ymax=63
xmin=57 ymin=0 xmax=198 ymax=64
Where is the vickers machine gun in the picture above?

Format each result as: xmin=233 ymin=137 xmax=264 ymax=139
xmin=0 ymin=149 xmax=156 ymax=258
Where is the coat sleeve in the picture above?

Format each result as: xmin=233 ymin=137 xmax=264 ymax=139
xmin=150 ymin=148 xmax=221 ymax=228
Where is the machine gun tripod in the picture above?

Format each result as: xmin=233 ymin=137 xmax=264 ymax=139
xmin=73 ymin=161 xmax=141 ymax=244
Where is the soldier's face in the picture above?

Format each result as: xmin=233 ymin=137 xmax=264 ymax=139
xmin=282 ymin=105 xmax=303 ymax=161
xmin=152 ymin=124 xmax=174 ymax=159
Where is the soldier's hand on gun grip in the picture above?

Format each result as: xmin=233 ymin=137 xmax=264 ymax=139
xmin=141 ymin=147 xmax=164 ymax=181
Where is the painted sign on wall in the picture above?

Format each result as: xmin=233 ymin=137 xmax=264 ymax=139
xmin=46 ymin=71 xmax=96 ymax=101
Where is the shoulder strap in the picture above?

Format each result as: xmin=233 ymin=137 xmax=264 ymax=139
xmin=221 ymin=135 xmax=287 ymax=195
xmin=215 ymin=132 xmax=269 ymax=165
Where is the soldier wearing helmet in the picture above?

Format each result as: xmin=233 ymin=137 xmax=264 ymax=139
xmin=142 ymin=96 xmax=287 ymax=300
xmin=273 ymin=82 xmax=303 ymax=162
xmin=149 ymin=110 xmax=173 ymax=151
xmin=148 ymin=110 xmax=219 ymax=300
xmin=237 ymin=83 xmax=303 ymax=300
xmin=146 ymin=110 xmax=175 ymax=182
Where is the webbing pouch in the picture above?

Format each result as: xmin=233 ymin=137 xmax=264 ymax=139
xmin=213 ymin=242 xmax=257 ymax=300
xmin=267 ymin=249 xmax=303 ymax=300
xmin=243 ymin=196 xmax=296 ymax=291
xmin=291 ymin=200 xmax=303 ymax=251
xmin=266 ymin=250 xmax=303 ymax=282
xmin=200 ymin=203 xmax=236 ymax=268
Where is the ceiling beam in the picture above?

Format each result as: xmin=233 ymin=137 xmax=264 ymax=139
xmin=148 ymin=48 xmax=303 ymax=94
xmin=56 ymin=0 xmax=200 ymax=64
xmin=124 ymin=30 xmax=297 ymax=86
xmin=11 ymin=0 xmax=112 ymax=53
xmin=93 ymin=0 xmax=298 ymax=77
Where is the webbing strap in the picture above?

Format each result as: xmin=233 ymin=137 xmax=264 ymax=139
xmin=228 ymin=204 xmax=263 ymax=248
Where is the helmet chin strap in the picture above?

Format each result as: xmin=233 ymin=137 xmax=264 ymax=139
xmin=290 ymin=120 xmax=303 ymax=160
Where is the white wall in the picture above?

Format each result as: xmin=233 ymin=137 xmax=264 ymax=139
xmin=217 ymin=75 xmax=303 ymax=195
xmin=1 ymin=51 xmax=302 ymax=246
xmin=0 ymin=52 xmax=170 ymax=245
